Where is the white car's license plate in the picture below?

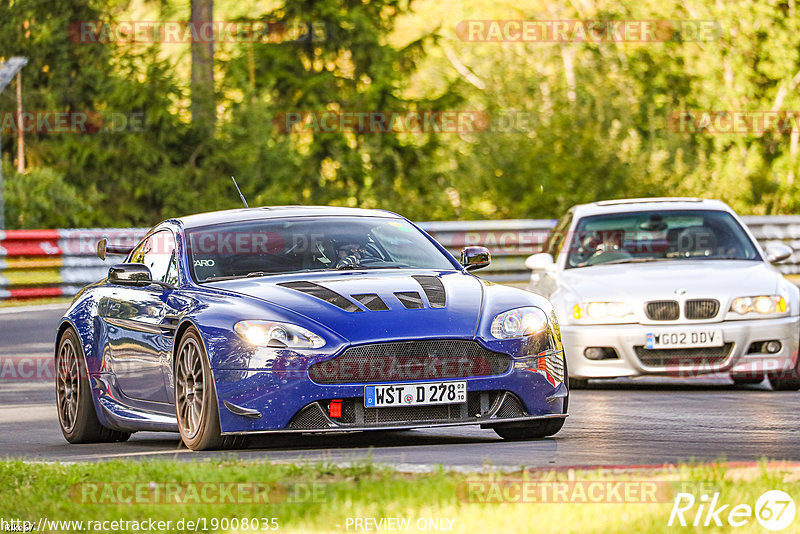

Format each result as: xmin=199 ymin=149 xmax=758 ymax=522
xmin=364 ymin=381 xmax=467 ymax=408
xmin=645 ymin=330 xmax=723 ymax=349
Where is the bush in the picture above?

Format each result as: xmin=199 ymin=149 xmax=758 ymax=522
xmin=2 ymin=164 xmax=85 ymax=229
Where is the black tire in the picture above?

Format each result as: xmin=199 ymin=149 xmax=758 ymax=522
xmin=768 ymin=358 xmax=800 ymax=391
xmin=568 ymin=377 xmax=589 ymax=389
xmin=174 ymin=328 xmax=247 ymax=451
xmin=731 ymin=375 xmax=764 ymax=386
xmin=55 ymin=328 xmax=131 ymax=444
xmin=769 ymin=375 xmax=800 ymax=391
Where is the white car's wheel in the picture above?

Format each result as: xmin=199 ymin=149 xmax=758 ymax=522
xmin=768 ymin=370 xmax=800 ymax=391
xmin=568 ymin=377 xmax=589 ymax=389
xmin=730 ymin=374 xmax=764 ymax=386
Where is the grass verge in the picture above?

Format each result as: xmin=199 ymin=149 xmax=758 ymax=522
xmin=1 ymin=459 xmax=798 ymax=533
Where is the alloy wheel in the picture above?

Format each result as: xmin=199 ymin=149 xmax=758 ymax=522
xmin=56 ymin=338 xmax=80 ymax=433
xmin=176 ymin=337 xmax=206 ymax=438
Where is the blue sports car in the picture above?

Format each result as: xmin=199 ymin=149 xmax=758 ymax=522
xmin=55 ymin=207 xmax=568 ymax=450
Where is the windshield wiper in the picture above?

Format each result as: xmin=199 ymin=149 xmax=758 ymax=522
xmin=595 ymin=257 xmax=673 ymax=266
xmin=203 ymin=271 xmax=273 ymax=282
xmin=203 ymin=264 xmax=408 ymax=282
xmin=202 ymin=275 xmax=245 ymax=282
xmin=335 ymin=264 xmax=404 ymax=271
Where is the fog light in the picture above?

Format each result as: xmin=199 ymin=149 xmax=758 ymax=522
xmin=766 ymin=341 xmax=782 ymax=354
xmin=584 ymin=348 xmax=604 ymax=360
xmin=584 ymin=347 xmax=618 ymax=360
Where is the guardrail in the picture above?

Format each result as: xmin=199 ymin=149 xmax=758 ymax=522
xmin=0 ymin=229 xmax=146 ymax=300
xmin=2 ymin=216 xmax=800 ymax=300
xmin=420 ymin=219 xmax=555 ymax=283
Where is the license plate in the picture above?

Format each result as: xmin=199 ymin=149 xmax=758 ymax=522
xmin=645 ymin=330 xmax=723 ymax=349
xmin=364 ymin=381 xmax=467 ymax=408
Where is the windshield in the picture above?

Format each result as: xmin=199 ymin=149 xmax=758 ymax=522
xmin=186 ymin=216 xmax=456 ymax=282
xmin=564 ymin=209 xmax=761 ymax=269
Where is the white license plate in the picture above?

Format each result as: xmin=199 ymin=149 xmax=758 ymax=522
xmin=364 ymin=381 xmax=467 ymax=408
xmin=645 ymin=330 xmax=723 ymax=349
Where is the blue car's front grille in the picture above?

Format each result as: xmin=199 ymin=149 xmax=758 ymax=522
xmin=308 ymin=340 xmax=512 ymax=384
xmin=287 ymin=391 xmax=524 ymax=429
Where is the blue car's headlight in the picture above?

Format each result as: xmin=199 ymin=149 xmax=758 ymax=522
xmin=234 ymin=320 xmax=326 ymax=348
xmin=490 ymin=307 xmax=549 ymax=339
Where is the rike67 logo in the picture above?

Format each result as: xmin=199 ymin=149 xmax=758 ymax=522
xmin=669 ymin=490 xmax=796 ymax=531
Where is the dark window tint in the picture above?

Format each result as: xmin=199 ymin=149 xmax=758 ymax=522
xmin=186 ymin=217 xmax=456 ymax=282
xmin=565 ymin=210 xmax=761 ymax=268
xmin=130 ymin=230 xmax=177 ymax=283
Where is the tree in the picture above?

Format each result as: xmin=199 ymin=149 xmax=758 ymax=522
xmin=190 ymin=0 xmax=215 ymax=137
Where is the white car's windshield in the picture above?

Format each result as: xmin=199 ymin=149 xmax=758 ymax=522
xmin=565 ymin=210 xmax=761 ymax=269
xmin=186 ymin=216 xmax=456 ymax=282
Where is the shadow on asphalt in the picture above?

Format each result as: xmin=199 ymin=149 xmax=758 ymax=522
xmin=244 ymin=429 xmax=501 ymax=451
xmin=105 ymin=428 xmax=503 ymax=453
xmin=576 ymin=378 xmax=775 ymax=391
xmin=584 ymin=382 xmax=780 ymax=395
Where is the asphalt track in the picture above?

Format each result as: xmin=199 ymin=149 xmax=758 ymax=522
xmin=1 ymin=304 xmax=799 ymax=468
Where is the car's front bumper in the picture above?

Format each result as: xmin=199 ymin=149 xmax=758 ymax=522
xmin=562 ymin=316 xmax=800 ymax=379
xmin=212 ymin=368 xmax=567 ymax=434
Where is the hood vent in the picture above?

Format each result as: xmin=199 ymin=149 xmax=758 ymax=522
xmin=395 ymin=291 xmax=424 ymax=309
xmin=278 ymin=281 xmax=363 ymax=313
xmin=412 ymin=275 xmax=446 ymax=308
xmin=352 ymin=293 xmax=390 ymax=311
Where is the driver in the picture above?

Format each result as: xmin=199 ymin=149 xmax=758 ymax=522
xmin=587 ymin=230 xmax=632 ymax=265
xmin=335 ymin=242 xmax=365 ymax=268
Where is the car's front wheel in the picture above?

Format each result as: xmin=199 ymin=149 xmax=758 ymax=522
xmin=56 ymin=328 xmax=130 ymax=443
xmin=174 ymin=327 xmax=246 ymax=450
xmin=768 ymin=370 xmax=800 ymax=391
xmin=568 ymin=377 xmax=589 ymax=389
xmin=730 ymin=374 xmax=764 ymax=386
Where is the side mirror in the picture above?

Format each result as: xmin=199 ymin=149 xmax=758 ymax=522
xmin=460 ymin=246 xmax=491 ymax=271
xmin=525 ymin=252 xmax=555 ymax=270
xmin=108 ymin=263 xmax=153 ymax=286
xmin=765 ymin=242 xmax=793 ymax=264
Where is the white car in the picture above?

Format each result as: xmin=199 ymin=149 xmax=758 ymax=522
xmin=525 ymin=198 xmax=800 ymax=390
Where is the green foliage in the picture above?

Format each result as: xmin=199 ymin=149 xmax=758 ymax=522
xmin=2 ymin=0 xmax=800 ymax=228
xmin=215 ymin=0 xmax=463 ymax=217
xmin=2 ymin=164 xmax=84 ymax=228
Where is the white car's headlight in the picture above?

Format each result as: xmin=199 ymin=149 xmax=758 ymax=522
xmin=729 ymin=295 xmax=789 ymax=317
xmin=490 ymin=307 xmax=549 ymax=339
xmin=572 ymin=301 xmax=635 ymax=323
xmin=234 ymin=320 xmax=325 ymax=348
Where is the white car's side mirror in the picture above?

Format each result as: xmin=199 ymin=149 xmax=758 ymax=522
xmin=525 ymin=252 xmax=555 ymax=270
xmin=765 ymin=242 xmax=793 ymax=264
